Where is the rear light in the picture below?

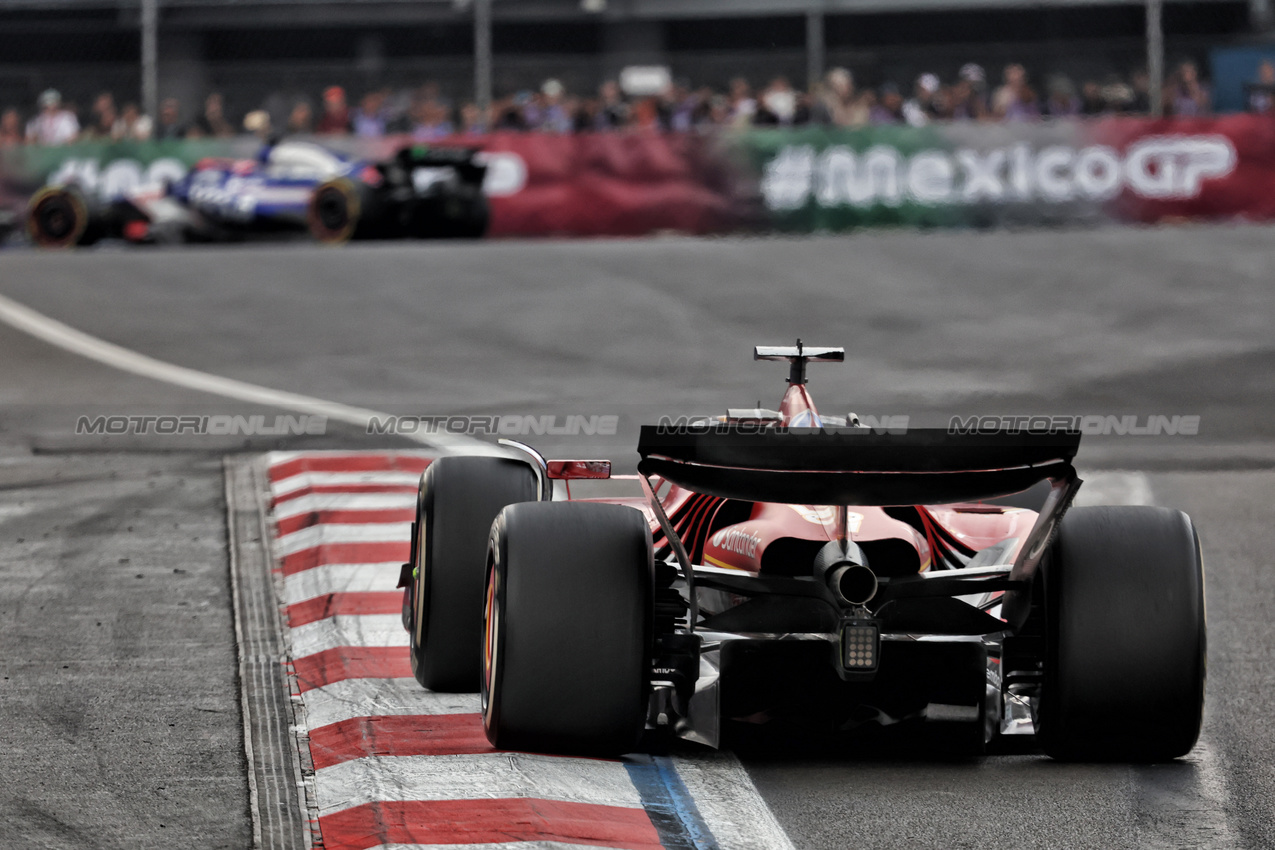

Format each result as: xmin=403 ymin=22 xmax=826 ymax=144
xmin=839 ymin=618 xmax=880 ymax=673
xmin=123 ymin=220 xmax=150 ymax=242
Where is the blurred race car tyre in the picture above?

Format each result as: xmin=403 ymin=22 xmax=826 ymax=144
xmin=307 ymin=178 xmax=361 ymax=243
xmin=409 ymin=456 xmax=538 ymax=692
xmin=1038 ymin=506 xmax=1205 ymax=761
xmin=483 ymin=502 xmax=652 ymax=755
xmin=445 ymin=185 xmax=490 ymax=239
xmin=26 ymin=186 xmax=89 ymax=248
xmin=414 ymin=185 xmax=489 ymax=240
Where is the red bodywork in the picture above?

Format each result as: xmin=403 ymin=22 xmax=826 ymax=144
xmin=570 ymin=380 xmax=1033 ymax=583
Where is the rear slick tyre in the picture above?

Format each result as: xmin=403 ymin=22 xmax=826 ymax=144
xmin=1038 ymin=505 xmax=1205 ymax=761
xmin=307 ymin=179 xmax=360 ymax=243
xmin=483 ymin=501 xmax=653 ymax=756
xmin=408 ymin=456 xmax=538 ymax=693
xmin=26 ymin=187 xmax=88 ymax=248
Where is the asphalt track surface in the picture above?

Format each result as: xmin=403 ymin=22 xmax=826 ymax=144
xmin=1 ymin=226 xmax=1273 ymax=848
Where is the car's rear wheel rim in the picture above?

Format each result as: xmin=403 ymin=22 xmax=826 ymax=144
xmin=316 ymin=191 xmax=348 ymax=230
xmin=308 ymin=181 xmax=359 ymax=243
xmin=40 ymin=203 xmax=71 ymax=239
xmin=481 ymin=558 xmax=499 ymax=726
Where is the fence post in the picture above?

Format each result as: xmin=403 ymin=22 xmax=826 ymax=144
xmin=1147 ymin=0 xmax=1164 ymax=117
xmin=141 ymin=0 xmax=159 ymax=122
xmin=806 ymin=6 xmax=825 ymax=93
xmin=474 ymin=0 xmax=493 ymax=118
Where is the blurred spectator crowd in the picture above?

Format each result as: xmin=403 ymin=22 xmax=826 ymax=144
xmin=2 ymin=57 xmax=1263 ymax=148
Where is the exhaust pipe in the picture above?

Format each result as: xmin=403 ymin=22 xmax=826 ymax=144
xmin=813 ymin=539 xmax=878 ymax=607
xmin=829 ymin=562 xmax=878 ymax=606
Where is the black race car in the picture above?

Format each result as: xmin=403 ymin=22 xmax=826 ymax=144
xmin=25 ymin=141 xmax=489 ymax=247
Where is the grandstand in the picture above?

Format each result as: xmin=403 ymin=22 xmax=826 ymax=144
xmin=0 ymin=0 xmax=1263 ymax=133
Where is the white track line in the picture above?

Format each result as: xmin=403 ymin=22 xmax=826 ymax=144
xmin=266 ymin=449 xmax=435 ymax=471
xmin=275 ymin=523 xmax=412 ymax=557
xmin=272 ymin=471 xmax=424 ymax=497
xmin=289 ymin=615 xmax=408 ymax=659
xmin=301 ymin=679 xmax=479 ymax=732
xmin=283 ymin=563 xmax=404 ymax=607
xmin=275 ymin=492 xmax=416 ymax=520
xmin=316 ymin=752 xmax=644 ymax=816
xmin=0 ymin=290 xmax=489 ymax=451
xmin=265 ymin=450 xmax=313 ymax=464
xmin=672 ymin=751 xmax=798 ymax=850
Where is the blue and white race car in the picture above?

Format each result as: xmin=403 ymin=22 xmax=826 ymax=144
xmin=26 ymin=140 xmax=489 ymax=247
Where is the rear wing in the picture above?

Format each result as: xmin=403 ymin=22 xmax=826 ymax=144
xmin=393 ymin=145 xmax=486 ymax=184
xmin=754 ymin=343 xmax=843 ymax=385
xmin=637 ymin=425 xmax=1081 ymax=506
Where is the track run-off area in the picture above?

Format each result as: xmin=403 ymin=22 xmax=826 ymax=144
xmin=1 ymin=227 xmax=1274 ymax=849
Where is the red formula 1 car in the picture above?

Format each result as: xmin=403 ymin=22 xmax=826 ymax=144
xmin=400 ymin=344 xmax=1205 ymax=760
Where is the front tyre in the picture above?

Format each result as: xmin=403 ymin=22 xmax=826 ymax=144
xmin=409 ymin=456 xmax=539 ymax=692
xmin=1038 ymin=506 xmax=1205 ymax=761
xmin=483 ymin=502 xmax=653 ymax=755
